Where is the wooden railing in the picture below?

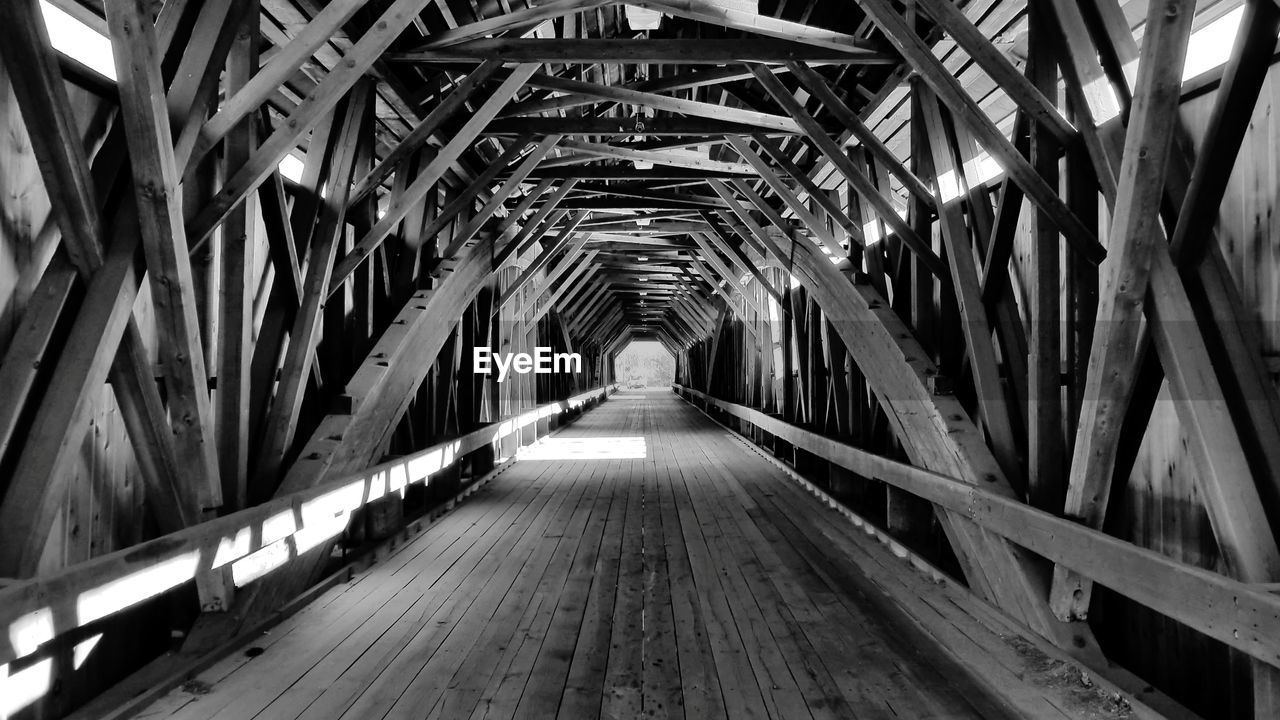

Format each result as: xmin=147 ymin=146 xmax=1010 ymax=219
xmin=672 ymin=384 xmax=1280 ymax=669
xmin=0 ymin=385 xmax=616 ymax=667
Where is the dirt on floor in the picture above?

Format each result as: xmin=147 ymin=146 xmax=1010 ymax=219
xmin=1004 ymin=635 xmax=1135 ymax=719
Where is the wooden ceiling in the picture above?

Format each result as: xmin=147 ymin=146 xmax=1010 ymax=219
xmin=35 ymin=0 xmax=1246 ymax=354
xmin=223 ymin=0 xmax=941 ymax=348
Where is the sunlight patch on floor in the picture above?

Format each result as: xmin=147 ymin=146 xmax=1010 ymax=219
xmin=517 ymin=436 xmax=648 ymax=461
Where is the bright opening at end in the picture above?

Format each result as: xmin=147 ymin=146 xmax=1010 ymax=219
xmin=518 ymin=436 xmax=649 ymax=461
xmin=615 ymin=340 xmax=675 ymax=389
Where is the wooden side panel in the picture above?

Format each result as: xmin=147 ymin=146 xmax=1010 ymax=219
xmin=1055 ymin=57 xmax=1280 ymax=719
xmin=0 ymin=68 xmax=87 ymax=346
xmin=0 ymin=79 xmax=46 ymax=345
xmin=37 ymin=385 xmax=148 ymax=572
xmin=1189 ymin=65 xmax=1280 ymax=361
xmin=0 ymin=68 xmax=151 ymax=570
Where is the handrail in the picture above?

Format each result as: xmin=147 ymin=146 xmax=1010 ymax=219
xmin=672 ymin=384 xmax=1280 ymax=670
xmin=0 ymin=385 xmax=616 ymax=666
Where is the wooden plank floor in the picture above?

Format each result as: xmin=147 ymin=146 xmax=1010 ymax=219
xmin=138 ymin=390 xmax=1094 ymax=720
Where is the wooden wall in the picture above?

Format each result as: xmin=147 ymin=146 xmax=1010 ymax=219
xmin=678 ymin=43 xmax=1280 ymax=720
xmin=0 ymin=58 xmax=597 ymax=717
xmin=1086 ymin=59 xmax=1280 ymax=718
xmin=0 ymin=61 xmax=155 ymax=575
xmin=0 ymin=59 xmax=57 ymax=346
xmin=0 ymin=58 xmax=181 ymax=720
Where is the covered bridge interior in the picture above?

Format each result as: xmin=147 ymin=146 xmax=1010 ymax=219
xmin=2 ymin=0 xmax=1280 ymax=718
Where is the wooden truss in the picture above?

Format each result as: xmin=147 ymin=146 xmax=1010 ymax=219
xmin=1 ymin=0 xmax=1279 ymax=716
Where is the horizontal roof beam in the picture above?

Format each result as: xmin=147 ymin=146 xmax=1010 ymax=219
xmin=483 ymin=117 xmax=818 ymax=136
xmin=522 ymin=168 xmax=754 ymax=181
xmin=388 ymin=38 xmax=896 ymax=64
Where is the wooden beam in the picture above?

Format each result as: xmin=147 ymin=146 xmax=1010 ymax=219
xmin=188 ymin=0 xmax=370 ymax=166
xmin=169 ymin=0 xmax=256 ymax=173
xmin=675 ymin=284 xmax=716 ymax=329
xmin=726 ymin=179 xmax=811 ymax=256
xmin=913 ymin=0 xmax=1075 ymax=143
xmin=786 ymin=61 xmax=936 ymax=207
xmin=433 ymin=136 xmax=563 ymax=264
xmin=576 ymin=297 xmax=621 ymax=337
xmin=746 ymin=65 xmax=946 ymax=277
xmin=526 ymin=244 xmax=594 ymax=309
xmin=390 ymin=38 xmax=894 ymax=64
xmin=108 ymin=0 xmax=223 ymax=513
xmin=1147 ymin=247 xmax=1280 ymax=579
xmin=1026 ymin=3 xmax=1064 ymax=511
xmin=0 ymin=215 xmax=192 ymax=575
xmin=574 ymin=183 xmax=725 ymax=207
xmin=0 ymin=256 xmax=76 ymax=463
xmin=408 ymin=137 xmax=533 ymax=250
xmin=0 ymin=0 xmax=106 ymax=276
xmin=527 ymin=167 xmax=752 ymax=181
xmin=1168 ymin=0 xmax=1280 ymax=264
xmin=673 ymin=386 xmax=1280 ymax=673
xmin=1078 ymin=0 xmax=1280 ymax=539
xmin=1048 ymin=2 xmax=1280 ymax=648
xmin=917 ymin=90 xmax=1020 ymax=481
xmin=408 ymin=0 xmax=610 ymax=49
xmin=702 ymin=303 xmax=730 ymax=391
xmin=527 ymin=74 xmax=804 ymax=133
xmin=498 ymin=65 xmax=791 ymax=118
xmin=529 ymin=253 xmax=601 ymax=325
xmin=748 ymin=132 xmax=866 ymax=245
xmin=327 ymin=65 xmax=539 ymax=288
xmin=486 ymin=177 xmax=561 ymax=248
xmin=712 ymin=192 xmax=1075 ymax=634
xmin=504 ymin=215 xmax=571 ymax=272
xmin=542 ymin=238 xmax=602 ymax=308
xmin=692 ymin=232 xmax=753 ymax=291
xmin=566 ymin=283 xmax=609 ymax=333
xmin=947 ymin=113 xmax=1031 ymax=460
xmin=725 ymin=135 xmax=852 ymax=256
xmin=550 ymin=198 xmax=720 ymax=212
xmin=1053 ymin=0 xmax=1196 ymax=618
xmin=216 ymin=1 xmax=260 ymax=513
xmin=498 ymin=213 xmax=590 ymax=307
xmin=689 ymin=248 xmax=763 ymax=318
xmin=188 ymin=1 xmax=548 ymax=245
xmin=668 ymin=301 xmax=710 ymax=342
xmin=699 ymin=219 xmax=786 ymax=306
xmin=979 ymin=114 xmax=1030 ymax=303
xmin=0 ymin=1 xmax=202 ymax=575
xmin=348 ymin=59 xmax=503 ymax=205
xmin=553 ymin=139 xmax=754 ymax=174
xmin=630 ymin=0 xmax=884 ymax=54
xmin=848 ymin=147 xmax=890 ymax=297
xmin=1042 ymin=1 xmax=1123 ymax=203
xmin=484 ymin=117 xmax=808 ymax=136
xmin=0 ymin=386 xmax=616 ymax=666
xmin=708 ymin=186 xmax=787 ymax=263
xmin=253 ymin=82 xmax=371 ymax=495
xmin=854 ymin=0 xmax=1104 ymax=264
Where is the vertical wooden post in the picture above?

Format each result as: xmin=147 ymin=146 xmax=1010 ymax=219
xmin=1063 ymin=106 xmax=1099 ymax=449
xmin=908 ymin=81 xmax=937 ymax=360
xmin=215 ymin=0 xmax=259 ymax=513
xmin=1051 ymin=0 xmax=1197 ymax=620
xmin=1026 ymin=3 xmax=1065 ymax=510
xmin=252 ymin=81 xmax=371 ymax=494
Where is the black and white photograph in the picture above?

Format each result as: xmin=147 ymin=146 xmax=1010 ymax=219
xmin=0 ymin=1 xmax=1277 ymax=718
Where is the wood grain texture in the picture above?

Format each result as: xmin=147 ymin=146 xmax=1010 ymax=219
xmin=138 ymin=391 xmax=1119 ymax=720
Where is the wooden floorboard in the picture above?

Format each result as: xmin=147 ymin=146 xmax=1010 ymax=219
xmin=140 ymin=390 xmax=1109 ymax=720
